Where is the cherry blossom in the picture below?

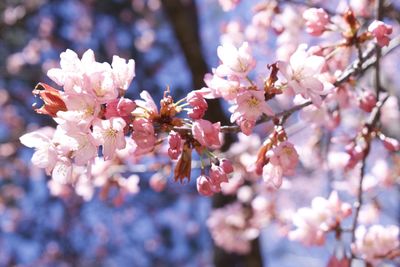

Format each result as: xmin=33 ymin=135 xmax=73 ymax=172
xmin=303 ymin=8 xmax=330 ymax=36
xmin=278 ymin=45 xmax=332 ymax=106
xmin=368 ymin=20 xmax=393 ymax=47
xmin=196 ymin=175 xmax=214 ymax=196
xmin=262 ymin=141 xmax=299 ymax=188
xmin=216 ymin=42 xmax=256 ymax=78
xmin=92 ymin=117 xmax=126 ymax=160
xmin=20 ymin=127 xmax=57 ymax=174
xmin=230 ymin=90 xmax=274 ymax=124
xmin=192 ymin=119 xmax=221 ymax=148
xmin=352 ymin=225 xmax=399 ymax=264
xmin=187 ymin=91 xmax=208 ymax=119
xmin=131 ymin=118 xmax=156 ymax=154
xmin=218 ymin=0 xmax=240 ymax=12
xmin=167 ymin=131 xmax=182 ymax=160
xmin=111 ymin=55 xmax=135 ymax=91
xmin=289 ymin=191 xmax=352 ymax=246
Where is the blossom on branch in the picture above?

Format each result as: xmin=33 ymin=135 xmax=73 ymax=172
xmin=352 ymin=225 xmax=399 ymax=264
xmin=278 ymin=45 xmax=332 ymax=106
xmin=216 ymin=42 xmax=256 ymax=78
xmin=368 ymin=20 xmax=393 ymax=47
xmin=303 ymin=8 xmax=330 ymax=36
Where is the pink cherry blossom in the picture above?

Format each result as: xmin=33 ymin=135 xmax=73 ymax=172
xmin=92 ymin=117 xmax=126 ymax=160
xmin=131 ymin=118 xmax=156 ymax=153
xmin=303 ymin=8 xmax=330 ymax=36
xmin=134 ymin=90 xmax=158 ymax=117
xmin=202 ymin=72 xmax=240 ymax=101
xmin=149 ymin=173 xmax=167 ymax=192
xmin=368 ymin=20 xmax=393 ymax=47
xmin=67 ymin=132 xmax=98 ymax=166
xmin=196 ymin=175 xmax=214 ymax=196
xmin=187 ymin=91 xmax=208 ymax=119
xmin=85 ymin=62 xmax=118 ymax=104
xmin=192 ymin=119 xmax=221 ymax=148
xmin=111 ymin=55 xmax=135 ymax=90
xmin=382 ymin=136 xmax=400 ymax=152
xmin=262 ymin=141 xmax=299 ymax=188
xmin=220 ymin=158 xmax=234 ymax=174
xmin=218 ymin=0 xmax=240 ymax=12
xmin=51 ymin=157 xmax=73 ymax=184
xmin=289 ymin=191 xmax=352 ymax=246
xmin=167 ymin=131 xmax=182 ymax=160
xmin=20 ymin=127 xmax=58 ymax=174
xmin=209 ymin=163 xmax=229 ymax=192
xmin=56 ymin=93 xmax=99 ymax=130
xmin=358 ymin=91 xmax=377 ymax=112
xmin=207 ymin=203 xmax=259 ymax=254
xmin=230 ymin=90 xmax=274 ymax=123
xmin=236 ymin=117 xmax=256 ymax=135
xmin=352 ymin=225 xmax=399 ymax=264
xmin=47 ymin=49 xmax=84 ymax=90
xmin=105 ymin=97 xmax=136 ymax=123
xmin=278 ymin=45 xmax=331 ymax=106
xmin=216 ymin=42 xmax=256 ymax=78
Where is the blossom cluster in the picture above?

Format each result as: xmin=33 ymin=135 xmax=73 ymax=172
xmin=288 ymin=191 xmax=352 ymax=246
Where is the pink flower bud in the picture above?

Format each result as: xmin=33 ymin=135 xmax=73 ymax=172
xmin=237 ymin=117 xmax=255 ymax=136
xmin=358 ymin=91 xmax=377 ymax=112
xmin=383 ymin=137 xmax=400 ymax=152
xmin=149 ymin=173 xmax=167 ymax=192
xmin=117 ymin=98 xmax=136 ymax=116
xmin=220 ymin=158 xmax=234 ymax=174
xmin=196 ymin=175 xmax=214 ymax=196
xmin=167 ymin=131 xmax=183 ymax=160
xmin=210 ymin=164 xmax=229 ymax=186
xmin=303 ymin=8 xmax=330 ymax=36
xmin=368 ymin=20 xmax=393 ymax=47
xmin=105 ymin=97 xmax=136 ymax=122
xmin=187 ymin=91 xmax=208 ymax=120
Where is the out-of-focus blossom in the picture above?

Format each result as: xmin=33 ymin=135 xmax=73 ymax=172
xmin=358 ymin=91 xmax=377 ymax=112
xmin=368 ymin=20 xmax=393 ymax=47
xmin=207 ymin=203 xmax=259 ymax=254
xmin=303 ymin=8 xmax=330 ymax=36
xmin=196 ymin=175 xmax=214 ymax=196
xmin=149 ymin=173 xmax=167 ymax=192
xmin=289 ymin=191 xmax=352 ymax=246
xmin=218 ymin=0 xmax=240 ymax=12
xmin=352 ymin=225 xmax=399 ymax=264
xmin=262 ymin=141 xmax=299 ymax=188
xmin=237 ymin=117 xmax=256 ymax=136
xmin=220 ymin=158 xmax=234 ymax=174
xmin=382 ymin=136 xmax=400 ymax=152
